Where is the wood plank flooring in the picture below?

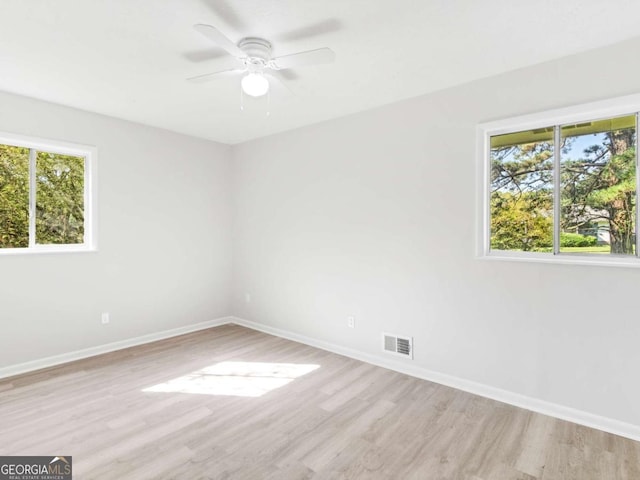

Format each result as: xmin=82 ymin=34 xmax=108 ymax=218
xmin=0 ymin=324 xmax=638 ymax=479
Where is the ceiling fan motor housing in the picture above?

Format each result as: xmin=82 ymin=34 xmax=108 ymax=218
xmin=239 ymin=37 xmax=272 ymax=71
xmin=188 ymin=24 xmax=335 ymax=85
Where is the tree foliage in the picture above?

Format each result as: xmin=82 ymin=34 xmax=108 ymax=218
xmin=491 ymin=191 xmax=552 ymax=251
xmin=0 ymin=145 xmax=29 ymax=248
xmin=490 ymin=141 xmax=554 ymax=252
xmin=561 ymin=130 xmax=635 ymax=254
xmin=36 ymin=152 xmax=84 ymax=245
xmin=491 ymin=126 xmax=637 ymax=254
xmin=0 ymin=145 xmax=84 ymax=248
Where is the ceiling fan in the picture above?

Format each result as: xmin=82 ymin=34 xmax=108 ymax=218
xmin=187 ymin=24 xmax=336 ymax=97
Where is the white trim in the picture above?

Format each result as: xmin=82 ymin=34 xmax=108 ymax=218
xmin=28 ymin=148 xmax=36 ymax=248
xmin=83 ymin=144 xmax=99 ymax=251
xmin=478 ymin=93 xmax=640 ymax=137
xmin=476 ymin=92 xmax=640 ymax=268
xmin=0 ymin=316 xmax=233 ymax=380
xmin=4 ymin=314 xmax=639 ymax=442
xmin=475 ymin=123 xmax=490 ymax=258
xmin=552 ymin=125 xmax=561 ymax=255
xmin=0 ymin=131 xmax=94 ymax=158
xmin=0 ymin=244 xmax=97 ymax=256
xmin=636 ymin=112 xmax=640 ymax=258
xmin=230 ymin=316 xmax=640 ymax=442
xmin=481 ymin=250 xmax=640 ymax=268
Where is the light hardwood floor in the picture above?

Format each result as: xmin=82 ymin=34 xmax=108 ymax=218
xmin=1 ymin=324 xmax=638 ymax=479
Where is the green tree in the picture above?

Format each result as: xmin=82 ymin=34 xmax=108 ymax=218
xmin=491 ymin=191 xmax=552 ymax=251
xmin=0 ymin=146 xmax=84 ymax=248
xmin=490 ymin=140 xmax=554 ymax=251
xmin=561 ymin=130 xmax=636 ymax=254
xmin=491 ymin=124 xmax=637 ymax=255
xmin=0 ymin=145 xmax=29 ymax=248
xmin=36 ymin=152 xmax=85 ymax=245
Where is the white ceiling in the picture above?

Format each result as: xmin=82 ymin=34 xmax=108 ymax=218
xmin=2 ymin=1 xmax=640 ymax=144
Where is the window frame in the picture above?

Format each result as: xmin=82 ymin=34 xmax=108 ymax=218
xmin=476 ymin=93 xmax=640 ymax=268
xmin=0 ymin=131 xmax=97 ymax=255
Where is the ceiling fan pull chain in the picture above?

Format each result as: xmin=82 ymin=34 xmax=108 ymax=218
xmin=188 ymin=23 xmax=336 ymax=119
xmin=266 ymin=88 xmax=271 ymax=117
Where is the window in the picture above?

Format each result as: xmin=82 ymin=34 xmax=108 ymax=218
xmin=477 ymin=94 xmax=640 ymax=267
xmin=0 ymin=132 xmax=96 ymax=254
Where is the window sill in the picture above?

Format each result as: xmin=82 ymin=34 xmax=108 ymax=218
xmin=479 ymin=250 xmax=640 ymax=268
xmin=0 ymin=245 xmax=97 ymax=256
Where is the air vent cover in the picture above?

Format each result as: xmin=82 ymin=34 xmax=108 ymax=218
xmin=382 ymin=333 xmax=413 ymax=359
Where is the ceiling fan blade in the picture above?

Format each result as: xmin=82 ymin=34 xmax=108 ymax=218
xmin=266 ymin=71 xmax=294 ymax=96
xmin=187 ymin=68 xmax=244 ymax=83
xmin=200 ymin=0 xmax=246 ymax=30
xmin=278 ymin=18 xmax=342 ymax=42
xmin=194 ymin=23 xmax=245 ymax=58
xmin=272 ymin=48 xmax=335 ymax=70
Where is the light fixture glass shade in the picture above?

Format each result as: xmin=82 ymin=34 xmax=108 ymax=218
xmin=241 ymin=73 xmax=269 ymax=97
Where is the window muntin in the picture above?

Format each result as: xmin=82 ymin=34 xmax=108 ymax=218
xmin=0 ymin=134 xmax=95 ymax=253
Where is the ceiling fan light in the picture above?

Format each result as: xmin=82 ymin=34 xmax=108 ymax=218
xmin=241 ymin=73 xmax=269 ymax=97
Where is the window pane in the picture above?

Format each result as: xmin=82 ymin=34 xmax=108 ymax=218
xmin=490 ymin=129 xmax=554 ymax=252
xmin=560 ymin=115 xmax=636 ymax=255
xmin=35 ymin=151 xmax=85 ymax=245
xmin=0 ymin=144 xmax=30 ymax=248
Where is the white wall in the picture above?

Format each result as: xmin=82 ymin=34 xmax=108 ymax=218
xmin=0 ymin=92 xmax=233 ymax=367
xmin=3 ymin=34 xmax=639 ymax=435
xmin=231 ymin=37 xmax=640 ymax=429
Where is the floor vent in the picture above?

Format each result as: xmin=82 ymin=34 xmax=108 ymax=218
xmin=382 ymin=333 xmax=413 ymax=359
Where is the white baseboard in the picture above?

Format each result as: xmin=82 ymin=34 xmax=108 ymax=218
xmin=229 ymin=316 xmax=640 ymax=443
xmin=0 ymin=316 xmax=233 ymax=380
xmin=4 ymin=314 xmax=639 ymax=442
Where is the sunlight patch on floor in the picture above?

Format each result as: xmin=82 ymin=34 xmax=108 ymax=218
xmin=143 ymin=361 xmax=320 ymax=397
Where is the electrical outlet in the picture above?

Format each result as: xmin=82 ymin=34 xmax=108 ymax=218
xmin=347 ymin=316 xmax=355 ymax=328
xmin=101 ymin=312 xmax=110 ymax=325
